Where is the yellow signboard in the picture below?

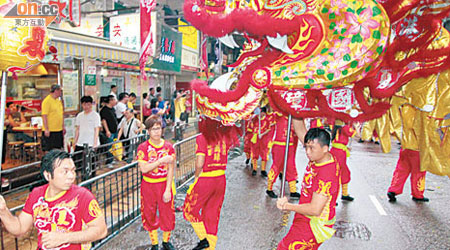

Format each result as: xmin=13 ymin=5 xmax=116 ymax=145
xmin=178 ymin=19 xmax=198 ymax=50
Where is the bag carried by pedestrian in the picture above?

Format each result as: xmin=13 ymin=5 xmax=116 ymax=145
xmin=109 ymin=138 xmax=123 ymax=161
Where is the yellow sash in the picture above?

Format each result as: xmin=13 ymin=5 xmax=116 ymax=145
xmin=306 ymin=216 xmax=336 ymax=243
xmin=187 ymin=170 xmax=225 ymax=194
xmin=142 ymin=176 xmax=176 ymax=195
xmin=332 ymin=142 xmax=350 ymax=157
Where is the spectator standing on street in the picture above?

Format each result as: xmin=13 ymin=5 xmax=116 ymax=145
xmin=117 ymin=109 xmax=145 ymax=163
xmin=156 ymin=86 xmax=162 ymax=96
xmin=6 ymin=102 xmax=33 ymax=142
xmin=137 ymin=115 xmax=176 ymax=250
xmin=128 ymin=92 xmax=137 ymax=109
xmin=174 ymin=90 xmax=187 ymax=125
xmin=110 ymin=85 xmax=118 ymax=100
xmin=42 ymin=84 xmax=65 ymax=151
xmin=115 ymin=92 xmax=129 ymax=123
xmin=151 ymin=98 xmax=167 ymax=136
xmin=73 ymin=96 xmax=101 ymax=163
xmin=143 ymin=93 xmax=152 ymax=122
xmin=100 ymin=95 xmax=118 ymax=165
xmin=149 ymin=87 xmax=156 ymax=100
xmin=0 ymin=150 xmax=107 ymax=250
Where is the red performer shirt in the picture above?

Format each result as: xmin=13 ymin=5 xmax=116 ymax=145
xmin=272 ymin=113 xmax=296 ymax=145
xmin=137 ymin=139 xmax=175 ymax=179
xmin=22 ymin=184 xmax=103 ymax=250
xmin=295 ymin=156 xmax=340 ymax=222
xmin=196 ymin=134 xmax=229 ymax=172
xmin=333 ymin=125 xmax=356 ymax=145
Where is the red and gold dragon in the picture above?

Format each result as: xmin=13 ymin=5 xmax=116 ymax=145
xmin=184 ymin=0 xmax=450 ymax=176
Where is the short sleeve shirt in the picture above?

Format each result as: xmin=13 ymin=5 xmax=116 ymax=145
xmin=295 ymin=156 xmax=340 ymax=222
xmin=75 ymin=111 xmax=101 ymax=147
xmin=100 ymin=106 xmax=118 ymax=133
xmin=41 ymin=95 xmax=63 ymax=132
xmin=22 ymin=184 xmax=102 ymax=250
xmin=333 ymin=125 xmax=356 ymax=145
xmin=137 ymin=139 xmax=175 ymax=179
xmin=115 ymin=102 xmax=127 ymax=120
xmin=272 ymin=113 xmax=296 ymax=144
xmin=195 ymin=134 xmax=229 ymax=172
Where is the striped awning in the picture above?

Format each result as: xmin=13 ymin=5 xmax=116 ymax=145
xmin=48 ymin=28 xmax=139 ymax=64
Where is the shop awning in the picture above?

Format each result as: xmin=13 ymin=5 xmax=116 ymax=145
xmin=48 ymin=28 xmax=139 ymax=64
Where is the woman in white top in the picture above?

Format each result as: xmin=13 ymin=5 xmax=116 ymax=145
xmin=117 ymin=109 xmax=145 ymax=163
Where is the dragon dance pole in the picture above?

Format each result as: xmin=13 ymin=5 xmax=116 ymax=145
xmin=280 ymin=114 xmax=292 ymax=198
xmin=0 ymin=71 xmax=8 ymax=181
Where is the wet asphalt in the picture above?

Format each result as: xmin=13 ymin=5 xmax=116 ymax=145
xmin=100 ymin=139 xmax=450 ymax=250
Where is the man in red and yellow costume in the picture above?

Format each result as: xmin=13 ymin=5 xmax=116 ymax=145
xmin=277 ymin=127 xmax=340 ymax=250
xmin=330 ymin=121 xmax=359 ymax=201
xmin=266 ymin=112 xmax=300 ymax=199
xmin=387 ymin=104 xmax=428 ymax=202
xmin=250 ymin=107 xmax=274 ymax=177
xmin=183 ymin=117 xmax=241 ymax=250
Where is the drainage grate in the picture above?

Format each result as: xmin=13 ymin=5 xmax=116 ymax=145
xmin=333 ymin=220 xmax=372 ymax=241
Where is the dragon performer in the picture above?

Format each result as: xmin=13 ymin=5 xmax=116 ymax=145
xmin=183 ymin=0 xmax=450 ymax=179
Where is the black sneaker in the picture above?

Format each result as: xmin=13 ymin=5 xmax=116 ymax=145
xmin=261 ymin=171 xmax=268 ymax=177
xmin=387 ymin=192 xmax=397 ymax=202
xmin=278 ymin=173 xmax=283 ymax=181
xmin=192 ymin=238 xmax=209 ymax=250
xmin=245 ymin=158 xmax=250 ymax=165
xmin=252 ymin=170 xmax=257 ymax=176
xmin=412 ymin=197 xmax=429 ymax=202
xmin=358 ymin=139 xmax=364 ymax=143
xmin=290 ymin=192 xmax=301 ymax=199
xmin=374 ymin=141 xmax=380 ymax=145
xmin=341 ymin=195 xmax=354 ymax=201
xmin=162 ymin=242 xmax=175 ymax=250
xmin=266 ymin=190 xmax=278 ymax=198
xmin=150 ymin=245 xmax=159 ymax=250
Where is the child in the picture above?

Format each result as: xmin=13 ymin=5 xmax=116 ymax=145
xmin=136 ymin=115 xmax=176 ymax=250
xmin=277 ymin=127 xmax=341 ymax=250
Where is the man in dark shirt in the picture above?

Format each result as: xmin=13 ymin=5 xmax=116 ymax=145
xmin=100 ymin=95 xmax=118 ymax=166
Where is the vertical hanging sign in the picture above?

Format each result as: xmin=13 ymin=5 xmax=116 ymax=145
xmin=139 ymin=0 xmax=156 ymax=79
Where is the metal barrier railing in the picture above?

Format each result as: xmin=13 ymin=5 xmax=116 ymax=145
xmin=0 ymin=134 xmax=149 ymax=198
xmin=173 ymin=134 xmax=200 ymax=190
xmin=0 ymin=132 xmax=200 ymax=250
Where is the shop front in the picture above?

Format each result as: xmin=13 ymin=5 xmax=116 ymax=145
xmin=149 ymin=24 xmax=183 ymax=102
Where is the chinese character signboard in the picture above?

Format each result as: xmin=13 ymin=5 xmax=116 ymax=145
xmin=110 ymin=13 xmax=146 ymax=51
xmin=151 ymin=25 xmax=182 ymax=73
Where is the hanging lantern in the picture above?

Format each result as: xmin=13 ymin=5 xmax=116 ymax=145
xmin=0 ymin=0 xmax=49 ymax=75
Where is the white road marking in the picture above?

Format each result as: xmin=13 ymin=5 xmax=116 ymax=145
xmin=369 ymin=195 xmax=387 ymax=216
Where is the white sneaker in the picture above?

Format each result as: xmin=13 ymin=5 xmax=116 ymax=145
xmin=107 ymin=164 xmax=114 ymax=169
